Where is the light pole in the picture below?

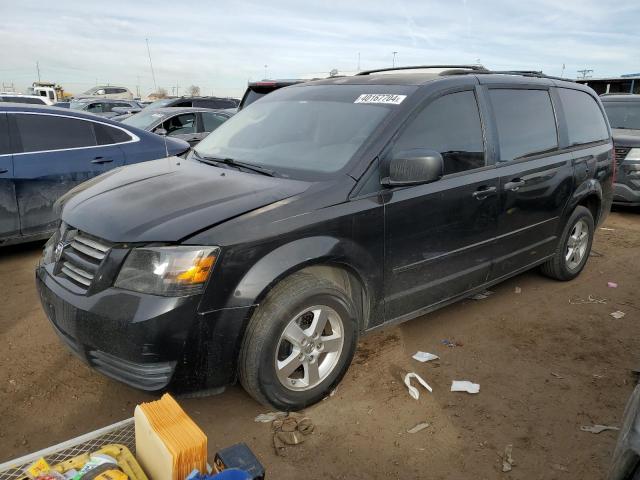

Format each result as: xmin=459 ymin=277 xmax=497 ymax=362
xmin=392 ymin=51 xmax=398 ymax=68
xmin=264 ymin=64 xmax=268 ymax=79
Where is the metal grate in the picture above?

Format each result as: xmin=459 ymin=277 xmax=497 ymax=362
xmin=57 ymin=230 xmax=112 ymax=291
xmin=0 ymin=419 xmax=135 ymax=480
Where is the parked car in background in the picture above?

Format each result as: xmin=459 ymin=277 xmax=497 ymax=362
xmin=601 ymin=94 xmax=640 ymax=206
xmin=609 ymin=385 xmax=640 ymax=480
xmin=70 ymin=99 xmax=145 ymax=118
xmin=0 ymin=94 xmax=52 ymax=105
xmin=238 ymin=79 xmax=306 ymax=110
xmin=36 ymin=66 xmax=613 ymax=410
xmin=77 ymin=85 xmax=134 ymax=100
xmin=54 ymin=102 xmax=71 ymax=108
xmin=121 ymin=107 xmax=232 ymax=146
xmin=146 ymin=96 xmax=239 ymax=110
xmin=0 ymin=103 xmax=189 ymax=246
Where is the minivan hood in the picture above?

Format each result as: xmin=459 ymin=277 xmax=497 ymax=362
xmin=612 ymin=128 xmax=640 ymax=147
xmin=62 ymin=157 xmax=310 ymax=243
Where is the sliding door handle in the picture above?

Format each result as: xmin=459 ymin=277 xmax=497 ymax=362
xmin=472 ymin=186 xmax=497 ymax=200
xmin=91 ymin=157 xmax=113 ymax=164
xmin=504 ymin=179 xmax=526 ymax=191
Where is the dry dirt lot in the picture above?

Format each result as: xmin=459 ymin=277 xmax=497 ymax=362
xmin=1 ymin=209 xmax=638 ymax=479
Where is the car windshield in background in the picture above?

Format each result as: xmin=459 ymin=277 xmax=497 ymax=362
xmin=121 ymin=110 xmax=166 ymax=129
xmin=69 ymin=101 xmax=85 ymax=110
xmin=604 ymin=102 xmax=640 ymax=130
xmin=194 ymin=84 xmax=415 ymax=178
xmin=146 ymin=98 xmax=177 ymax=109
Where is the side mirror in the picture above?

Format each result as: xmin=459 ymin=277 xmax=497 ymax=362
xmin=154 ymin=128 xmax=168 ymax=136
xmin=384 ymin=149 xmax=444 ymax=187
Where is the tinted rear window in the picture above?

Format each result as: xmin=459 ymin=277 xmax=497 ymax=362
xmin=558 ymin=88 xmax=609 ymax=145
xmin=0 ymin=114 xmax=10 ymax=154
xmin=489 ymin=89 xmax=558 ymax=162
xmin=13 ymin=114 xmax=96 ymax=152
xmin=94 ymin=123 xmax=132 ymax=145
xmin=2 ymin=96 xmax=46 ymax=105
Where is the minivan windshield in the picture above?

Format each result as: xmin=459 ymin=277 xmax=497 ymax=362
xmin=603 ymin=102 xmax=640 ymax=130
xmin=194 ymin=84 xmax=416 ymax=179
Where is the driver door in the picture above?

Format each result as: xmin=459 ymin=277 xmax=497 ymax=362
xmin=383 ymin=88 xmax=500 ymax=321
xmin=161 ymin=113 xmax=199 ymax=146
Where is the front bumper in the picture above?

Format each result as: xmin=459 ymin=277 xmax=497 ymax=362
xmin=36 ymin=264 xmax=253 ymax=392
xmin=613 ymin=182 xmax=640 ymax=206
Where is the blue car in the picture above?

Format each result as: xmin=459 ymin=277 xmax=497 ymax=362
xmin=0 ymin=103 xmax=189 ymax=246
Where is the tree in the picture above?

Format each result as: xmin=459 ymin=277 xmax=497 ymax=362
xmin=156 ymin=87 xmax=168 ymax=98
xmin=187 ymin=85 xmax=201 ymax=96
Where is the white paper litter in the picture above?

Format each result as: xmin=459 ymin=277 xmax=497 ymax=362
xmin=580 ymin=424 xmax=619 ymax=434
xmin=451 ymin=380 xmax=480 ymax=394
xmin=610 ymin=311 xmax=626 ymax=319
xmin=514 ymin=286 xmax=522 ymax=294
xmin=404 ymin=372 xmax=433 ymax=400
xmin=412 ymin=351 xmax=439 ymax=363
xmin=407 ymin=422 xmax=430 ymax=434
xmin=254 ymin=411 xmax=287 ymax=423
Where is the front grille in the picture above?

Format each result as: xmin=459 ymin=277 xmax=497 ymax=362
xmin=56 ymin=229 xmax=112 ymax=291
xmin=615 ymin=146 xmax=631 ymax=164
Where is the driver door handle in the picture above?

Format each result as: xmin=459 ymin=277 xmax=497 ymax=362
xmin=91 ymin=157 xmax=113 ymax=164
xmin=472 ymin=185 xmax=497 ymax=200
xmin=504 ymin=178 xmax=526 ymax=191
xmin=0 ymin=168 xmax=8 ymax=174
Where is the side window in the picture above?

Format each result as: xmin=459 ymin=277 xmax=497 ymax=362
xmin=94 ymin=123 xmax=132 ymax=145
xmin=557 ymin=89 xmax=609 ymax=145
xmin=162 ymin=113 xmax=196 ymax=136
xmin=86 ymin=102 xmax=105 ymax=113
xmin=201 ymin=112 xmax=226 ymax=132
xmin=174 ymin=101 xmax=193 ymax=107
xmin=0 ymin=115 xmax=10 ymax=155
xmin=13 ymin=114 xmax=96 ymax=152
xmin=489 ymin=89 xmax=558 ymax=162
xmin=393 ymin=90 xmax=485 ymax=175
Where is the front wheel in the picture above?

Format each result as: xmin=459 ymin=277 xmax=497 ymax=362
xmin=238 ymin=272 xmax=358 ymax=410
xmin=540 ymin=205 xmax=594 ymax=281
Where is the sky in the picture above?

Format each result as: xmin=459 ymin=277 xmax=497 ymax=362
xmin=1 ymin=0 xmax=639 ymax=99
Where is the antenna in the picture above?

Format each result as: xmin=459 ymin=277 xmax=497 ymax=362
xmin=146 ymin=38 xmax=158 ymax=93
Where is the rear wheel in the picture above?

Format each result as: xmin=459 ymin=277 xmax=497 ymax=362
xmin=238 ymin=272 xmax=358 ymax=410
xmin=540 ymin=206 xmax=594 ymax=281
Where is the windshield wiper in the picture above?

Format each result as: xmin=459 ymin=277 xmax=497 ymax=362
xmin=192 ymin=151 xmax=276 ymax=177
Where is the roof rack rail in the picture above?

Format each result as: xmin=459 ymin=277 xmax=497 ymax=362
xmin=356 ymin=65 xmax=488 ymax=76
xmin=465 ymin=69 xmax=572 ymax=82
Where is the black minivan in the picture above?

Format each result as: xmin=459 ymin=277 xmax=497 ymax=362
xmin=36 ymin=66 xmax=614 ymax=410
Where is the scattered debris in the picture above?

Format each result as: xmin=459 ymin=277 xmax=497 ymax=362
xmin=404 ymin=372 xmax=433 ymax=400
xmin=451 ymin=380 xmax=480 ymax=394
xmin=550 ymin=463 xmax=569 ymax=472
xmin=441 ymin=339 xmax=464 ymax=348
xmin=254 ymin=411 xmax=287 ymax=423
xmin=407 ymin=422 xmax=430 ymax=434
xmin=600 ymin=227 xmax=615 ymax=231
xmin=608 ymin=281 xmax=618 ymax=288
xmin=550 ymin=372 xmax=564 ymax=379
xmin=471 ymin=290 xmax=493 ymax=300
xmin=590 ymin=250 xmax=603 ymax=257
xmin=569 ymin=295 xmax=607 ymax=305
xmin=412 ymin=351 xmax=439 ymax=363
xmin=610 ymin=311 xmax=626 ymax=319
xmin=580 ymin=424 xmax=620 ymax=434
xmin=272 ymin=415 xmax=315 ymax=456
xmin=502 ymin=444 xmax=514 ymax=472
xmin=593 ymin=373 xmax=605 ymax=379
xmin=514 ymin=286 xmax=522 ymax=294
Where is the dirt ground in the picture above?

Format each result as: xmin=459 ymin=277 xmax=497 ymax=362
xmin=1 ymin=209 xmax=638 ymax=479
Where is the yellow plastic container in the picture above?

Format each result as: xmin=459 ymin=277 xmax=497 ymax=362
xmin=23 ymin=445 xmax=147 ymax=480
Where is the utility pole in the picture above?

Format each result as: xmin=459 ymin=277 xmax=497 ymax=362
xmin=357 ymin=52 xmax=361 ymax=71
xmin=146 ymin=38 xmax=158 ymax=93
xmin=136 ymin=75 xmax=141 ymax=97
xmin=392 ymin=51 xmax=398 ymax=68
xmin=36 ymin=61 xmax=41 ymax=82
xmin=577 ymin=69 xmax=593 ymax=79
xmin=561 ymin=63 xmax=566 ymax=79
xmin=264 ymin=64 xmax=268 ymax=79
xmin=175 ymin=81 xmax=180 ymax=97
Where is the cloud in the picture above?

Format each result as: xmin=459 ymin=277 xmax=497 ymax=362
xmin=1 ymin=0 xmax=639 ymax=97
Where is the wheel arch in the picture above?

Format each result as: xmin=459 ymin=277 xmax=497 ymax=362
xmin=566 ymin=179 xmax=603 ymax=225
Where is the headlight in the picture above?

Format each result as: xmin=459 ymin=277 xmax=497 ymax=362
xmin=42 ymin=230 xmax=61 ymax=265
xmin=115 ymin=246 xmax=219 ymax=296
xmin=625 ymin=148 xmax=640 ymax=161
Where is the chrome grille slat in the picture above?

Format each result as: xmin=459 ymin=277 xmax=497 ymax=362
xmin=55 ymin=227 xmax=113 ymax=291
xmin=61 ymin=264 xmax=92 ymax=286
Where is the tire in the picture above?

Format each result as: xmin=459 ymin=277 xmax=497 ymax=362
xmin=540 ymin=206 xmax=594 ymax=281
xmin=238 ymin=272 xmax=359 ymax=410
